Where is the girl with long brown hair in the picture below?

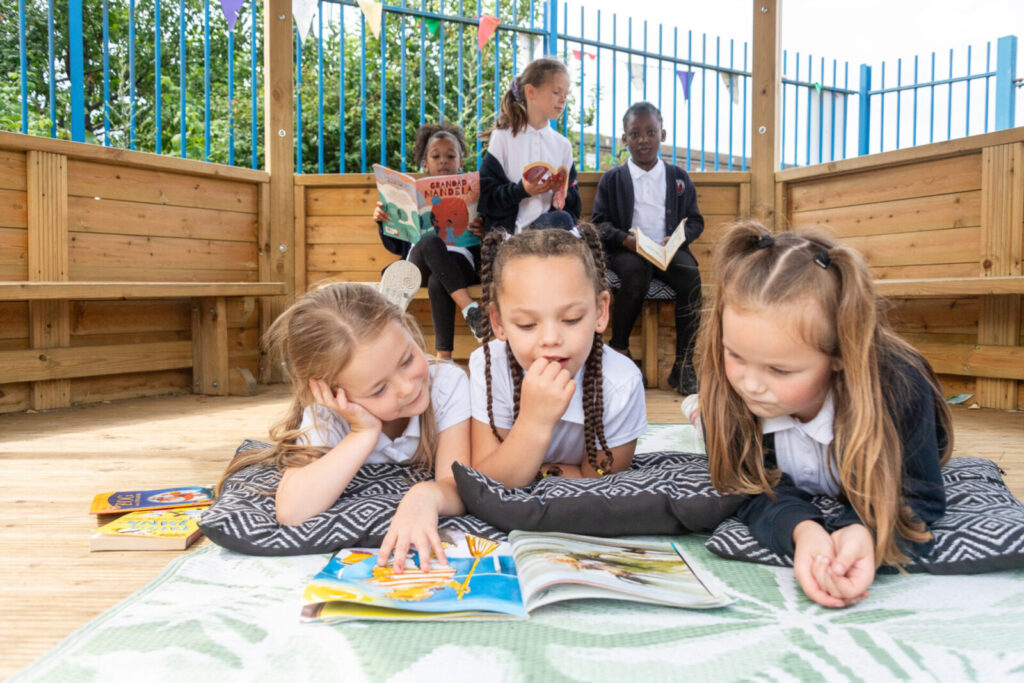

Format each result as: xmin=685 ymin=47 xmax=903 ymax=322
xmin=469 ymin=225 xmax=648 ymax=488
xmin=217 ymin=283 xmax=472 ymax=571
xmin=694 ymin=221 xmax=952 ymax=608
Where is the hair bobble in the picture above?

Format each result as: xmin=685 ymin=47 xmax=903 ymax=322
xmin=813 ymin=250 xmax=832 ymax=269
xmin=755 ymin=234 xmax=775 ymax=249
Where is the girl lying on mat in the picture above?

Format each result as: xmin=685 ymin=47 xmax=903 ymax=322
xmin=692 ymin=221 xmax=952 ymax=608
xmin=469 ymin=224 xmax=648 ymax=488
xmin=216 ymin=283 xmax=470 ymax=572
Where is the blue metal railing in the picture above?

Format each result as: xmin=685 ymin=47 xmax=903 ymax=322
xmin=6 ymin=0 xmax=1021 ymax=173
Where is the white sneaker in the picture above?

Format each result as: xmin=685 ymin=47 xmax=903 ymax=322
xmin=379 ymin=260 xmax=422 ymax=311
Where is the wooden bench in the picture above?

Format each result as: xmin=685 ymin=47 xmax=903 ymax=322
xmin=0 ymin=281 xmax=287 ymax=402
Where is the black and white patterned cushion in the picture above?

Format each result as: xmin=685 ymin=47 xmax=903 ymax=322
xmin=199 ymin=440 xmax=504 ymax=556
xmin=605 ymin=270 xmax=676 ymax=300
xmin=705 ymin=457 xmax=1024 ymax=574
xmin=452 ymin=451 xmax=745 ymax=536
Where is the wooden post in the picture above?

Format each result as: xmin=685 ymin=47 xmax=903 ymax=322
xmin=263 ymin=0 xmax=295 ymax=382
xmin=191 ymin=296 xmax=230 ymax=396
xmin=750 ymin=0 xmax=781 ymax=228
xmin=26 ymin=151 xmax=70 ymax=410
xmin=978 ymin=142 xmax=1023 ymax=409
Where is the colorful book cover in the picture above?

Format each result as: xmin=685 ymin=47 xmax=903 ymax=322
xmin=521 ymin=161 xmax=569 ymax=210
xmin=372 ymin=164 xmax=480 ymax=247
xmin=90 ymin=506 xmax=208 ymax=551
xmin=88 ymin=485 xmax=215 ymax=515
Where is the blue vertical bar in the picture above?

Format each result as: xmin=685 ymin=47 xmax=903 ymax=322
xmin=817 ymin=56 xmax=823 ymax=162
xmin=700 ymin=33 xmax=706 ymax=171
xmin=439 ymin=1 xmax=446 ymax=121
xmin=251 ymin=0 xmax=259 ymax=169
xmin=380 ymin=9 xmax=386 ymax=166
xmin=228 ymin=29 xmax=235 ymax=166
xmin=419 ymin=0 xmax=426 ymax=129
xmin=804 ymin=54 xmax=810 ymax=165
xmin=686 ymin=30 xmax=691 ymax=171
xmin=18 ymin=0 xmax=27 ymax=134
xmin=360 ymin=14 xmax=367 ymax=172
xmin=671 ymin=26 xmax=677 ymax=167
xmin=338 ymin=3 xmax=346 ymax=173
xmin=129 ymin=0 xmax=137 ymax=149
xmin=560 ymin=3 xmax=568 ymax=134
xmin=742 ymin=42 xmax=747 ymax=170
xmin=496 ymin=1 xmax=503 ymax=124
xmin=296 ymin=26 xmax=303 ymax=172
xmin=102 ymin=0 xmax=111 ymax=145
xmin=69 ymin=0 xmax=85 ymax=141
xmin=995 ymin=35 xmax=1017 ymax=130
xmin=546 ymin=0 xmax=558 ymax=56
xmin=728 ymin=39 xmax=734 ymax=171
xmin=642 ymin=20 xmax=647 ymax=102
xmin=475 ymin=0 xmax=483 ymax=163
xmin=318 ymin=5 xmax=325 ymax=173
xmin=400 ymin=0 xmax=407 ymax=171
xmin=204 ymin=0 xmax=211 ymax=160
xmin=657 ymin=24 xmax=663 ymax=113
xmin=857 ymin=63 xmax=870 ymax=156
xmin=965 ymin=46 xmax=971 ymax=136
xmin=793 ymin=53 xmax=800 ymax=167
xmin=714 ymin=36 xmax=719 ymax=171
xmin=597 ymin=10 xmax=602 ymax=170
xmin=829 ymin=59 xmax=836 ymax=160
xmin=611 ymin=13 xmax=616 ymax=163
xmin=841 ymin=62 xmax=848 ymax=159
xmin=458 ymin=0 xmax=465 ymax=125
xmin=929 ymin=51 xmax=935 ymax=143
xmin=912 ymin=55 xmax=919 ymax=146
xmin=579 ymin=6 xmax=584 ymax=170
xmin=179 ymin=0 xmax=187 ymax=157
xmin=48 ymin=1 xmax=55 ymax=137
xmin=155 ymin=0 xmax=162 ymax=153
xmin=946 ymin=49 xmax=953 ymax=140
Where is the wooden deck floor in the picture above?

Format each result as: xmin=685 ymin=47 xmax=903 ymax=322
xmin=1 ymin=384 xmax=1021 ymax=677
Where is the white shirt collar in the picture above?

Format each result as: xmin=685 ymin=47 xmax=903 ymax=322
xmin=761 ymin=391 xmax=835 ymax=446
xmin=627 ymin=157 xmax=664 ymax=183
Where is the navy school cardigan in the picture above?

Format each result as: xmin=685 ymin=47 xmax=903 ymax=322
xmin=477 ymin=151 xmax=582 ymax=232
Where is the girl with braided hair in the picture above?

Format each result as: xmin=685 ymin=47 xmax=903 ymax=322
xmin=468 ymin=225 xmax=648 ymax=488
xmin=694 ymin=220 xmax=952 ymax=608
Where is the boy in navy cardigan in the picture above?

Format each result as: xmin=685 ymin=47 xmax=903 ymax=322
xmin=591 ymin=102 xmax=704 ymax=394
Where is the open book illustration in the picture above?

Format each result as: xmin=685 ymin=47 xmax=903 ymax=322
xmin=372 ymin=164 xmax=481 ymax=247
xmin=300 ymin=530 xmax=731 ymax=622
xmin=522 ymin=161 xmax=569 ymax=210
xmin=631 ymin=217 xmax=688 ymax=270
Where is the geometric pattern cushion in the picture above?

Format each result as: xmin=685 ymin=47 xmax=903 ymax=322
xmin=705 ymin=457 xmax=1024 ymax=574
xmin=605 ymin=269 xmax=676 ymax=300
xmin=452 ymin=450 xmax=745 ymax=537
xmin=199 ymin=440 xmax=505 ymax=556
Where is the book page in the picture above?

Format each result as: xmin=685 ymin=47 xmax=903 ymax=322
xmin=632 ymin=229 xmax=668 ymax=269
xmin=373 ymin=164 xmax=427 ymax=244
xmin=661 ymin=218 xmax=688 ymax=262
xmin=509 ymin=531 xmax=730 ymax=613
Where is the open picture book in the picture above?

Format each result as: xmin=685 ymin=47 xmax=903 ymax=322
xmin=300 ymin=530 xmax=731 ymax=622
xmin=372 ymin=164 xmax=481 ymax=247
xmin=631 ymin=217 xmax=688 ymax=270
xmin=522 ymin=161 xmax=570 ymax=210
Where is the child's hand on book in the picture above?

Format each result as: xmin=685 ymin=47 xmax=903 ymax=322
xmin=467 ymin=216 xmax=485 ymax=237
xmin=520 ymin=358 xmax=576 ymax=430
xmin=372 ymin=201 xmax=390 ymax=224
xmin=379 ymin=483 xmax=448 ymax=573
xmin=522 ymin=172 xmax=561 ymax=197
xmin=308 ymin=378 xmax=382 ymax=436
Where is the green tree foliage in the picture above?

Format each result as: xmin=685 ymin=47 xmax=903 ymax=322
xmin=0 ymin=0 xmax=589 ymax=173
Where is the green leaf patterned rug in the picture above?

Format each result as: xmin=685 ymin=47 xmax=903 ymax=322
xmin=13 ymin=426 xmax=1024 ymax=682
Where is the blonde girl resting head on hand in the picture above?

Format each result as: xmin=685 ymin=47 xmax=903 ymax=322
xmin=695 ymin=220 xmax=952 ymax=608
xmin=469 ymin=225 xmax=648 ymax=488
xmin=217 ymin=283 xmax=471 ymax=571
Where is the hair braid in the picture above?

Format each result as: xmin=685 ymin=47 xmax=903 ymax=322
xmin=507 ymin=341 xmax=524 ymax=421
xmin=480 ymin=229 xmax=505 ymax=441
xmin=582 ymin=332 xmax=614 ymax=474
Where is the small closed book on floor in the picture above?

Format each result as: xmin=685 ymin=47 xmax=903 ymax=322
xmin=300 ymin=530 xmax=731 ymax=622
xmin=89 ymin=485 xmax=215 ymax=515
xmin=631 ymin=217 xmax=688 ymax=270
xmin=90 ymin=506 xmax=208 ymax=551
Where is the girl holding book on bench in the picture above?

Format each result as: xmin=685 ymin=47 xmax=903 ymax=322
xmin=217 ymin=283 xmax=472 ymax=571
xmin=694 ymin=221 xmax=952 ymax=607
xmin=469 ymin=225 xmax=648 ymax=488
xmin=373 ymin=123 xmax=489 ymax=356
xmin=591 ymin=101 xmax=705 ymax=394
xmin=478 ymin=57 xmax=581 ymax=233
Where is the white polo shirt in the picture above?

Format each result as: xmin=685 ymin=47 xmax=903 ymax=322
xmin=297 ymin=361 xmax=471 ymax=465
xmin=627 ymin=158 xmax=667 ymax=243
xmin=469 ymin=340 xmax=648 ymax=465
xmin=486 ymin=125 xmax=574 ymax=232
xmin=762 ymin=392 xmax=840 ymax=496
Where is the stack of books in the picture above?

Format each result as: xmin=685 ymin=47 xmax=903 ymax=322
xmin=88 ymin=485 xmax=215 ymax=551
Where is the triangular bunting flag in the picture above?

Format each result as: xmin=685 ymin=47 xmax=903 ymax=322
xmin=291 ymin=0 xmax=317 ymax=44
xmin=423 ymin=17 xmax=440 ymax=35
xmin=571 ymin=49 xmax=595 ymax=60
xmin=356 ymin=0 xmax=383 ymax=39
xmin=478 ymin=15 xmax=499 ymax=50
xmin=629 ymin=62 xmax=645 ymax=100
xmin=220 ymin=0 xmax=244 ymax=32
xmin=676 ymin=70 xmax=694 ymax=100
xmin=812 ymin=81 xmax=822 ymax=95
xmin=720 ymin=72 xmax=740 ymax=104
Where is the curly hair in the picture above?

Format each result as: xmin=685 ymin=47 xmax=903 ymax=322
xmin=412 ymin=122 xmax=469 ymax=169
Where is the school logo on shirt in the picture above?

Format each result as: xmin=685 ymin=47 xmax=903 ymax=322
xmin=675 ymin=179 xmax=685 ymax=195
